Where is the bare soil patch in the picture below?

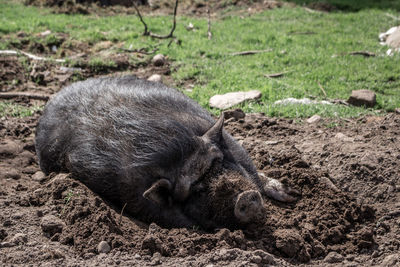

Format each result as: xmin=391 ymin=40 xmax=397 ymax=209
xmin=1 ymin=106 xmax=399 ymax=265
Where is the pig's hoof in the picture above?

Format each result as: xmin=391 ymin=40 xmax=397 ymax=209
xmin=261 ymin=175 xmax=300 ymax=203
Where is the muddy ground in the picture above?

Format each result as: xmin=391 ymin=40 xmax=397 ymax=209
xmin=1 ymin=5 xmax=400 ymax=265
xmin=1 ymin=53 xmax=400 ymax=267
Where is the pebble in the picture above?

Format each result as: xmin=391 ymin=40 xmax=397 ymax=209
xmin=97 ymin=241 xmax=111 ymax=254
xmin=209 ymin=90 xmax=262 ymax=109
xmin=32 ymin=171 xmax=46 ymax=182
xmin=348 ymin=89 xmax=376 ymax=107
xmin=152 ymin=54 xmax=166 ymax=66
xmin=40 ymin=215 xmax=65 ymax=237
xmin=324 ymin=251 xmax=344 ymax=263
xmin=147 ymin=74 xmax=162 ymax=83
xmin=306 ymin=114 xmax=321 ymax=124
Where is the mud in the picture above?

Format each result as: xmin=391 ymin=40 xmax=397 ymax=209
xmin=1 ymin=106 xmax=400 ymax=265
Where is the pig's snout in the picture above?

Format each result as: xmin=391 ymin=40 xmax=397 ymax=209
xmin=234 ymin=190 xmax=265 ymax=223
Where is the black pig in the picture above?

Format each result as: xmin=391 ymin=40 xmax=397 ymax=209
xmin=35 ymin=76 xmax=295 ymax=228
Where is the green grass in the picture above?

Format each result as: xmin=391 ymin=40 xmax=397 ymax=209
xmin=1 ymin=0 xmax=399 ymax=118
xmin=0 ymin=101 xmax=42 ymax=117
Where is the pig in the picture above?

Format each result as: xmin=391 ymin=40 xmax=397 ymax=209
xmin=35 ymin=75 xmax=296 ymax=228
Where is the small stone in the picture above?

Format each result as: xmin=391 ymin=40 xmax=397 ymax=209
xmin=348 ymin=89 xmax=376 ymax=107
xmin=97 ymin=241 xmax=111 ymax=254
xmin=40 ymin=30 xmax=52 ymax=37
xmin=324 ymin=251 xmax=344 ymax=263
xmin=32 ymin=171 xmax=46 ymax=182
xmin=306 ymin=114 xmax=321 ymax=123
xmin=147 ymin=74 xmax=162 ymax=83
xmin=59 ymin=66 xmax=82 ymax=73
xmin=381 ymin=254 xmax=399 ymax=266
xmin=152 ymin=54 xmax=166 ymax=66
xmin=134 ymin=253 xmax=141 ymax=259
xmin=395 ymin=108 xmax=400 ymax=114
xmin=253 ymin=249 xmax=275 ymax=264
xmin=209 ymin=90 xmax=262 ymax=109
xmin=40 ymin=215 xmax=64 ymax=237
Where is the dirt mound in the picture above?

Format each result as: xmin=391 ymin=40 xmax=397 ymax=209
xmin=23 ymin=146 xmax=374 ymax=263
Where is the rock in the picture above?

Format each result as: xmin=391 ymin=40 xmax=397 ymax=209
xmin=40 ymin=215 xmax=65 ymax=237
xmin=40 ymin=30 xmax=52 ymax=37
xmin=324 ymin=251 xmax=344 ymax=263
xmin=209 ymin=90 xmax=262 ymax=109
xmin=152 ymin=54 xmax=166 ymax=67
xmin=147 ymin=74 xmax=162 ymax=83
xmin=224 ymin=109 xmax=245 ymax=120
xmin=386 ymin=27 xmax=400 ymax=49
xmin=306 ymin=114 xmax=321 ymax=123
xmin=347 ymin=90 xmax=376 ymax=107
xmin=381 ymin=254 xmax=399 ymax=266
xmin=32 ymin=171 xmax=46 ymax=182
xmin=395 ymin=108 xmax=400 ymax=114
xmin=9 ymin=233 xmax=27 ymax=245
xmin=97 ymin=241 xmax=111 ymax=254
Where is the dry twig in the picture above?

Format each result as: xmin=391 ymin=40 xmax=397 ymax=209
xmin=0 ymin=92 xmax=50 ymax=101
xmin=119 ymin=202 xmax=127 ymax=225
xmin=229 ymin=49 xmax=272 ymax=56
xmin=119 ymin=47 xmax=158 ymax=54
xmin=0 ymin=49 xmax=66 ymax=63
xmin=264 ymin=71 xmax=290 ymax=78
xmin=317 ymin=81 xmax=327 ymax=99
xmin=132 ymin=0 xmax=179 ymax=39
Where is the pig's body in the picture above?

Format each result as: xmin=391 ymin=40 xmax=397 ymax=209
xmin=35 ymin=76 xmax=265 ymax=228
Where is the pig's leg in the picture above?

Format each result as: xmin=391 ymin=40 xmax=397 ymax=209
xmin=258 ymin=172 xmax=300 ymax=202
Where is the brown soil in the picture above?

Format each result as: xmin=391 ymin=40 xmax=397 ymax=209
xmin=1 ymin=91 xmax=400 ymax=266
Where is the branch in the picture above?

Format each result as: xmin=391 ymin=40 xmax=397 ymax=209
xmin=229 ymin=49 xmax=272 ymax=56
xmin=132 ymin=0 xmax=179 ymax=39
xmin=317 ymin=81 xmax=327 ymax=99
xmin=0 ymin=92 xmax=50 ymax=101
xmin=0 ymin=50 xmax=65 ymax=63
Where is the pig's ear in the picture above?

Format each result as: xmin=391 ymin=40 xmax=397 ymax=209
xmin=143 ymin=179 xmax=172 ymax=206
xmin=202 ymin=113 xmax=224 ymax=144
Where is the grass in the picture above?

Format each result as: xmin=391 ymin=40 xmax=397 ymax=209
xmin=0 ymin=0 xmax=399 ymax=118
xmin=0 ymin=101 xmax=42 ymax=117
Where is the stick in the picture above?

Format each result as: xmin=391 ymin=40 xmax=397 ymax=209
xmin=119 ymin=47 xmax=158 ymax=54
xmin=119 ymin=202 xmax=127 ymax=225
xmin=229 ymin=49 xmax=272 ymax=56
xmin=264 ymin=71 xmax=290 ymax=78
xmin=132 ymin=0 xmax=179 ymax=39
xmin=0 ymin=92 xmax=50 ymax=101
xmin=0 ymin=50 xmax=66 ymax=63
xmin=207 ymin=7 xmax=212 ymax=40
xmin=317 ymin=81 xmax=327 ymax=99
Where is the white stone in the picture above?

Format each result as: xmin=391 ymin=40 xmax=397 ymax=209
xmin=152 ymin=54 xmax=166 ymax=66
xmin=147 ymin=74 xmax=162 ymax=83
xmin=209 ymin=90 xmax=262 ymax=109
xmin=97 ymin=241 xmax=111 ymax=254
xmin=306 ymin=115 xmax=321 ymax=123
